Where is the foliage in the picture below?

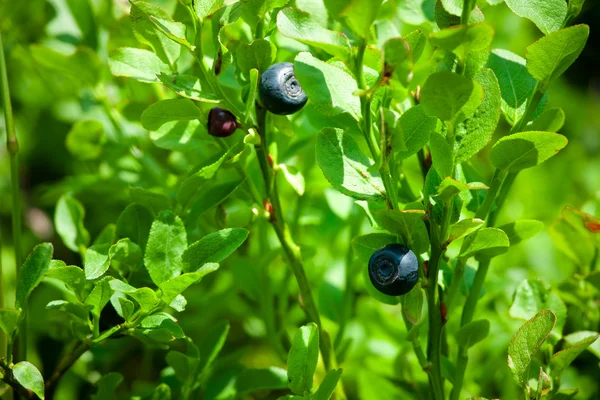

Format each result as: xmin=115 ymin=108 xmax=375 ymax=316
xmin=0 ymin=0 xmax=599 ymax=399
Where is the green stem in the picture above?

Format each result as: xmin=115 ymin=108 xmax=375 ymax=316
xmin=451 ymin=84 xmax=547 ymax=399
xmin=0 ymin=29 xmax=25 ymax=364
xmin=475 ymin=168 xmax=507 ymax=221
xmin=445 ymin=257 xmax=466 ymax=310
xmin=254 ymin=102 xmax=333 ymax=370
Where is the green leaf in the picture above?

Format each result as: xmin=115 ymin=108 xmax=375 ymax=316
xmin=93 ymin=224 xmax=116 ymax=246
xmin=130 ymin=1 xmax=181 ymax=67
xmin=109 ymin=239 xmax=143 ymax=268
xmin=244 ymin=69 xmax=259 ymax=123
xmin=166 ymin=350 xmax=195 ymax=382
xmin=341 ymin=0 xmax=383 ymax=38
xmin=46 ymin=300 xmax=89 ymax=321
xmin=46 ymin=266 xmax=86 ymax=298
xmin=294 ymin=52 xmax=361 ymax=120
xmin=487 ymin=49 xmax=537 ymax=126
xmin=177 ymin=145 xmax=245 ymax=207
xmin=459 ymin=227 xmax=509 ymax=260
xmin=185 ymin=177 xmax=245 ymax=224
xmin=147 ymin=14 xmax=190 ymax=50
xmin=198 ymin=320 xmax=230 ymax=374
xmin=393 ymin=105 xmax=437 ymax=160
xmin=91 ymin=372 xmax=123 ymax=400
xmin=550 ymin=333 xmax=599 ymax=379
xmin=490 ymin=131 xmax=568 ymax=172
xmin=316 ymin=128 xmax=386 ymax=202
xmin=55 ymin=195 xmax=90 ymax=253
xmin=313 ymin=368 xmax=343 ymax=400
xmin=374 ymin=210 xmax=429 ymax=254
xmin=140 ymin=313 xmax=184 ymax=342
xmin=429 ymin=23 xmax=494 ymax=54
xmin=498 ymin=220 xmax=544 ymax=246
xmin=0 ymin=308 xmax=20 ymax=336
xmin=383 ymin=38 xmax=412 ymax=86
xmin=129 ymin=187 xmax=171 ymax=215
xmin=455 ymin=68 xmax=502 ymax=163
xmin=85 ymin=277 xmax=114 ymax=317
xmin=505 ymin=0 xmax=567 ymax=35
xmin=448 ymin=218 xmax=485 ymax=243
xmin=549 ymin=210 xmax=596 ymax=266
xmin=527 ymin=107 xmax=565 ymax=132
xmin=235 ymin=367 xmax=289 ymax=396
xmin=16 ymin=243 xmax=53 ymax=309
xmin=150 ymin=120 xmax=211 ymax=150
xmin=429 ymin=132 xmax=453 ymax=178
xmin=158 ymin=73 xmax=220 ymax=103
xmin=159 ymin=263 xmax=220 ymax=304
xmin=403 ymin=286 xmax=424 ymax=324
xmin=141 ymin=98 xmax=203 ymax=131
xmin=66 ymin=120 xmax=105 ymax=160
xmin=236 ymin=39 xmax=277 ymax=75
xmin=29 ymin=45 xmax=100 ymax=86
xmin=405 ymin=30 xmax=427 ymax=62
xmin=507 ymin=310 xmax=556 ymax=387
xmin=509 ymin=279 xmax=567 ymax=338
xmin=151 ymin=383 xmax=171 ymax=400
xmin=108 ymin=47 xmax=169 ymax=83
xmin=144 ymin=210 xmax=187 ymax=284
xmin=182 ymin=228 xmax=248 ymax=272
xmin=84 ymin=244 xmax=111 ymax=280
xmin=564 ymin=331 xmax=600 ymax=359
xmin=526 ymin=25 xmax=589 ymax=88
xmin=12 ymin=362 xmax=45 ymax=400
xmin=352 ymin=233 xmax=398 ymax=263
xmin=277 ymin=7 xmax=351 ymax=61
xmin=288 ymin=323 xmax=319 ymax=395
xmin=280 ymin=164 xmax=305 ymax=196
xmin=194 ymin=0 xmax=225 ymax=22
xmin=116 ymin=204 xmax=154 ymax=251
xmin=455 ymin=319 xmax=490 ymax=349
xmin=420 ymin=71 xmax=483 ymax=123
xmin=434 ymin=177 xmax=487 ymax=203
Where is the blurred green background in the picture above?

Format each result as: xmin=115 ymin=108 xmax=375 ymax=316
xmin=0 ymin=0 xmax=599 ymax=398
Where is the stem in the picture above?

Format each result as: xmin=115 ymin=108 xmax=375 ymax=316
xmin=254 ymin=102 xmax=333 ymax=370
xmin=356 ymin=40 xmax=381 ymax=162
xmin=426 ymin=203 xmax=450 ymax=400
xmin=0 ymin=30 xmax=25 ymax=363
xmin=451 ymin=83 xmax=547 ymax=399
xmin=45 ymin=342 xmax=90 ymax=398
xmin=475 ymin=168 xmax=507 ymax=221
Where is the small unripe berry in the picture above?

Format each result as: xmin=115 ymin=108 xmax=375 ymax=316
xmin=368 ymin=244 xmax=419 ymax=296
xmin=259 ymin=62 xmax=308 ymax=115
xmin=208 ymin=107 xmax=239 ymax=137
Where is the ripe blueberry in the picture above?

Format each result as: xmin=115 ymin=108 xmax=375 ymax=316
xmin=259 ymin=62 xmax=308 ymax=115
xmin=368 ymin=244 xmax=419 ymax=296
xmin=208 ymin=107 xmax=238 ymax=137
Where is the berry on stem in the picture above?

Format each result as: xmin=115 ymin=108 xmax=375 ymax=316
xmin=259 ymin=62 xmax=308 ymax=115
xmin=208 ymin=107 xmax=239 ymax=137
xmin=368 ymin=244 xmax=419 ymax=296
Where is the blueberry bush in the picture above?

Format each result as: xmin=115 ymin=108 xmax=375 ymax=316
xmin=0 ymin=0 xmax=599 ymax=399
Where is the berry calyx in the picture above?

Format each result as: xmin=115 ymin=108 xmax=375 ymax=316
xmin=259 ymin=62 xmax=308 ymax=115
xmin=368 ymin=244 xmax=419 ymax=296
xmin=208 ymin=107 xmax=239 ymax=137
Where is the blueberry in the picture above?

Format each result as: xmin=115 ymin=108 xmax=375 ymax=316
xmin=368 ymin=244 xmax=419 ymax=296
xmin=208 ymin=107 xmax=239 ymax=137
xmin=259 ymin=62 xmax=308 ymax=115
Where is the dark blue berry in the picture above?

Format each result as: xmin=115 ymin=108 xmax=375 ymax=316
xmin=208 ymin=107 xmax=238 ymax=137
xmin=368 ymin=244 xmax=419 ymax=296
xmin=259 ymin=62 xmax=308 ymax=115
